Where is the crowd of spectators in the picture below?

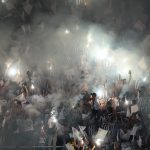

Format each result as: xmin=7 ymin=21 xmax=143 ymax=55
xmin=0 ymin=70 xmax=150 ymax=150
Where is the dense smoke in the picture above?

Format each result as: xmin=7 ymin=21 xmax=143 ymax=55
xmin=0 ymin=0 xmax=150 ymax=108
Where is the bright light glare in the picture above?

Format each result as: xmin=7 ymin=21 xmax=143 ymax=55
xmin=1 ymin=0 xmax=5 ymax=3
xmin=49 ymin=66 xmax=53 ymax=70
xmin=31 ymin=84 xmax=35 ymax=90
xmin=95 ymin=139 xmax=102 ymax=146
xmin=143 ymin=77 xmax=146 ymax=82
xmin=65 ymin=29 xmax=70 ymax=34
xmin=51 ymin=110 xmax=55 ymax=115
xmin=94 ymin=46 xmax=108 ymax=60
xmin=100 ymin=51 xmax=108 ymax=59
xmin=6 ymin=62 xmax=11 ymax=68
xmin=52 ymin=116 xmax=57 ymax=123
xmin=97 ymin=90 xmax=104 ymax=98
xmin=8 ymin=68 xmax=17 ymax=77
xmin=125 ymin=100 xmax=129 ymax=105
xmin=96 ymin=50 xmax=108 ymax=60
xmin=81 ymin=139 xmax=84 ymax=145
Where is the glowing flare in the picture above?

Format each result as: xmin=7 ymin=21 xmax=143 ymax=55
xmin=6 ymin=62 xmax=11 ymax=68
xmin=52 ymin=116 xmax=57 ymax=123
xmin=8 ymin=68 xmax=17 ymax=77
xmin=49 ymin=66 xmax=53 ymax=70
xmin=95 ymin=48 xmax=108 ymax=60
xmin=143 ymin=77 xmax=146 ymax=82
xmin=31 ymin=84 xmax=35 ymax=90
xmin=1 ymin=0 xmax=5 ymax=3
xmin=97 ymin=89 xmax=104 ymax=98
xmin=95 ymin=139 xmax=102 ymax=146
xmin=65 ymin=29 xmax=70 ymax=34
xmin=100 ymin=51 xmax=108 ymax=59
xmin=125 ymin=100 xmax=129 ymax=105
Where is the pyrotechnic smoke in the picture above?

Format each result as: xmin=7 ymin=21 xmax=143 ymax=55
xmin=0 ymin=0 xmax=150 ymax=108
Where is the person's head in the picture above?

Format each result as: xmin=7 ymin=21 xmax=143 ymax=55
xmin=14 ymin=99 xmax=22 ymax=106
xmin=22 ymin=82 xmax=27 ymax=87
xmin=92 ymin=93 xmax=97 ymax=97
xmin=91 ymin=93 xmax=96 ymax=100
xmin=99 ymin=99 xmax=106 ymax=110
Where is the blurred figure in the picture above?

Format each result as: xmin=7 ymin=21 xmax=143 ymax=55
xmin=26 ymin=71 xmax=32 ymax=82
xmin=20 ymin=114 xmax=34 ymax=150
xmin=38 ymin=121 xmax=46 ymax=150
xmin=47 ymin=115 xmax=57 ymax=150
xmin=21 ymin=82 xmax=29 ymax=99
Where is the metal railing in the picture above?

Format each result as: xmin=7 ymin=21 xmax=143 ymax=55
xmin=0 ymin=146 xmax=66 ymax=149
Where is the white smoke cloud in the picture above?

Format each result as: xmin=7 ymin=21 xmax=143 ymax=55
xmin=0 ymin=1 xmax=150 ymax=106
xmin=24 ymin=104 xmax=40 ymax=117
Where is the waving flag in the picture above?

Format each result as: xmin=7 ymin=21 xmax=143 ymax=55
xmin=95 ymin=128 xmax=108 ymax=141
xmin=79 ymin=126 xmax=87 ymax=139
xmin=79 ymin=126 xmax=86 ymax=132
xmin=72 ymin=127 xmax=82 ymax=141
xmin=66 ymin=143 xmax=75 ymax=150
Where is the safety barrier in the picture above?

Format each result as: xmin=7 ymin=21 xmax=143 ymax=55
xmin=138 ymin=97 xmax=150 ymax=114
xmin=0 ymin=146 xmax=65 ymax=149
